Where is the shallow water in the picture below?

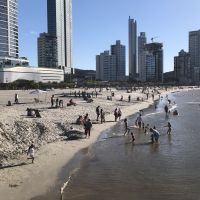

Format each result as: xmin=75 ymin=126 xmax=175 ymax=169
xmin=62 ymin=90 xmax=200 ymax=200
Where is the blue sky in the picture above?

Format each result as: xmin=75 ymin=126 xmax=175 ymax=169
xmin=18 ymin=0 xmax=200 ymax=73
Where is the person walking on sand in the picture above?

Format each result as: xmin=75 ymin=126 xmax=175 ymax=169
xmin=124 ymin=118 xmax=130 ymax=135
xmin=164 ymin=122 xmax=172 ymax=135
xmin=84 ymin=119 xmax=92 ymax=138
xmin=27 ymin=143 xmax=35 ymax=163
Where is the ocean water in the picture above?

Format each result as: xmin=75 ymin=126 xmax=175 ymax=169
xmin=62 ymin=90 xmax=200 ymax=200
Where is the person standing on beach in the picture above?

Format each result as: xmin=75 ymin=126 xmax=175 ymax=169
xmin=100 ymin=109 xmax=105 ymax=123
xmin=144 ymin=124 xmax=150 ymax=134
xmin=51 ymin=95 xmax=54 ymax=107
xmin=118 ymin=108 xmax=122 ymax=120
xmin=164 ymin=122 xmax=172 ymax=135
xmin=56 ymin=97 xmax=59 ymax=108
xmin=96 ymin=106 xmax=100 ymax=121
xmin=84 ymin=113 xmax=89 ymax=124
xmin=124 ymin=118 xmax=130 ymax=135
xmin=128 ymin=95 xmax=131 ymax=102
xmin=84 ymin=119 xmax=92 ymax=138
xmin=152 ymin=93 xmax=154 ymax=101
xmin=131 ymin=132 xmax=135 ymax=142
xmin=114 ymin=108 xmax=118 ymax=122
xmin=150 ymin=128 xmax=160 ymax=143
xmin=136 ymin=114 xmax=143 ymax=128
xmin=27 ymin=143 xmax=35 ymax=163
xmin=164 ymin=105 xmax=169 ymax=115
xmin=15 ymin=93 xmax=19 ymax=104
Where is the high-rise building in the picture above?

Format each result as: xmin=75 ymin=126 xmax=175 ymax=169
xmin=189 ymin=30 xmax=200 ymax=82
xmin=144 ymin=42 xmax=163 ymax=82
xmin=174 ymin=50 xmax=191 ymax=84
xmin=138 ymin=32 xmax=147 ymax=82
xmin=96 ymin=41 xmax=126 ymax=81
xmin=0 ymin=0 xmax=19 ymax=58
xmin=47 ymin=0 xmax=72 ymax=73
xmin=96 ymin=51 xmax=116 ymax=81
xmin=111 ymin=40 xmax=126 ymax=81
xmin=0 ymin=0 xmax=29 ymax=67
xmin=128 ymin=17 xmax=137 ymax=79
xmin=38 ymin=33 xmax=58 ymax=68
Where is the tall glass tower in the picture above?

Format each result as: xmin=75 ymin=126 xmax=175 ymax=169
xmin=189 ymin=30 xmax=200 ymax=82
xmin=128 ymin=17 xmax=137 ymax=79
xmin=47 ymin=0 xmax=72 ymax=71
xmin=0 ymin=0 xmax=19 ymax=58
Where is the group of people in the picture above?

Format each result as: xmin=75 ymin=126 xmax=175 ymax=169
xmin=69 ymin=90 xmax=98 ymax=99
xmin=26 ymin=108 xmax=41 ymax=118
xmin=76 ymin=113 xmax=92 ymax=138
xmin=96 ymin=106 xmax=106 ymax=123
xmin=123 ymin=110 xmax=173 ymax=144
xmin=51 ymin=95 xmax=63 ymax=108
xmin=114 ymin=108 xmax=122 ymax=121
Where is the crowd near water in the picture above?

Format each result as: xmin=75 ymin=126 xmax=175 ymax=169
xmin=61 ymin=89 xmax=200 ymax=200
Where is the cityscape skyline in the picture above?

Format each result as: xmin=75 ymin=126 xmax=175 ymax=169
xmin=18 ymin=0 xmax=200 ymax=73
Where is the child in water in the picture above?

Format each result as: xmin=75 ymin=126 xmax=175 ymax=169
xmin=131 ymin=132 xmax=135 ymax=142
xmin=124 ymin=118 xmax=130 ymax=135
xmin=144 ymin=124 xmax=150 ymax=134
xmin=164 ymin=122 xmax=172 ymax=135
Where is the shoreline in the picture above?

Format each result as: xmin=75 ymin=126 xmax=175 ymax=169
xmin=0 ymin=87 xmax=192 ymax=200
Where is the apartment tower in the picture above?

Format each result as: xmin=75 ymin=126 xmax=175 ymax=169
xmin=47 ymin=0 xmax=72 ymax=72
xmin=138 ymin=32 xmax=147 ymax=81
xmin=128 ymin=17 xmax=137 ymax=79
xmin=0 ymin=0 xmax=19 ymax=58
xmin=189 ymin=30 xmax=200 ymax=82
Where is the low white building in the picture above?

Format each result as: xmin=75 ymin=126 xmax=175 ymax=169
xmin=0 ymin=66 xmax=64 ymax=83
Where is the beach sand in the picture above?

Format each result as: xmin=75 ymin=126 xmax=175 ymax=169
xmin=0 ymin=87 xmax=186 ymax=200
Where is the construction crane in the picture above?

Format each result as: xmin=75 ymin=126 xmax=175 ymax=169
xmin=151 ymin=36 xmax=158 ymax=43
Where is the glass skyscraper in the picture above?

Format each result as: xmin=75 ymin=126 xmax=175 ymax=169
xmin=189 ymin=30 xmax=200 ymax=82
xmin=47 ymin=0 xmax=72 ymax=71
xmin=0 ymin=0 xmax=19 ymax=58
xmin=128 ymin=17 xmax=137 ymax=79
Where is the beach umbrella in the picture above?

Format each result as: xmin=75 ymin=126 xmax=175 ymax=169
xmin=29 ymin=89 xmax=47 ymax=102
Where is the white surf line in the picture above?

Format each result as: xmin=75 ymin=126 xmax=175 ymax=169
xmin=185 ymin=102 xmax=200 ymax=104
xmin=144 ymin=111 xmax=163 ymax=117
xmin=60 ymin=167 xmax=80 ymax=199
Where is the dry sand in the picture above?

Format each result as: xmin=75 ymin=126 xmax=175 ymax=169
xmin=0 ymin=87 xmax=187 ymax=200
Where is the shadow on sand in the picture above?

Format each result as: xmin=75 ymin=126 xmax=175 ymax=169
xmin=0 ymin=162 xmax=32 ymax=170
